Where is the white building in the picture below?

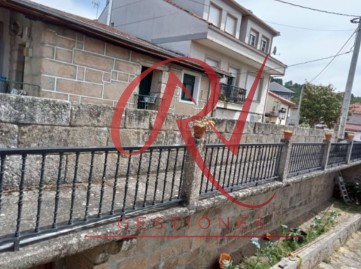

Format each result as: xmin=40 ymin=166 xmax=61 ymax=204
xmin=99 ymin=0 xmax=286 ymax=121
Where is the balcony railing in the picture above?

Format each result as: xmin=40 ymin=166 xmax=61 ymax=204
xmin=219 ymin=84 xmax=247 ymax=105
xmin=0 ymin=140 xmax=361 ymax=251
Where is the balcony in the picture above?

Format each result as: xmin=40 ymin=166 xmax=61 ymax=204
xmin=219 ymin=83 xmax=246 ymax=105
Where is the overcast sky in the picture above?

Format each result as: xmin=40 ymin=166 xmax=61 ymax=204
xmin=32 ymin=0 xmax=361 ymax=95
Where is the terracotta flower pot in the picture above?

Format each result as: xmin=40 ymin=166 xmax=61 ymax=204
xmin=347 ymin=132 xmax=355 ymax=141
xmin=219 ymin=253 xmax=232 ymax=269
xmin=324 ymin=132 xmax=332 ymax=141
xmin=193 ymin=125 xmax=206 ymax=139
xmin=283 ymin=130 xmax=293 ymax=141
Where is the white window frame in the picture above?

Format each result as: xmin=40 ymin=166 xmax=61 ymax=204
xmin=249 ymin=29 xmax=259 ymax=47
xmin=208 ymin=3 xmax=222 ymax=27
xmin=260 ymin=36 xmax=269 ymax=53
xmin=179 ymin=71 xmax=201 ymax=105
xmin=225 ymin=14 xmax=237 ymax=36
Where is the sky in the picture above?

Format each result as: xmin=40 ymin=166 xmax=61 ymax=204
xmin=31 ymin=0 xmax=361 ymax=95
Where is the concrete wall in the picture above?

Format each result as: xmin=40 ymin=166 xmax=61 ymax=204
xmin=55 ymin=171 xmax=337 ymax=269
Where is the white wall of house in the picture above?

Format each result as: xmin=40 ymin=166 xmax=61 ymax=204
xmin=264 ymin=93 xmax=292 ymax=125
xmin=99 ymin=0 xmax=208 ymax=50
xmin=191 ymin=41 xmax=270 ymax=119
xmin=243 ymin=18 xmax=273 ymax=54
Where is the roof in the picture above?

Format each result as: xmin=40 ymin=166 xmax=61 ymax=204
xmin=269 ymin=82 xmax=294 ymax=94
xmin=0 ymin=0 xmax=205 ymax=72
xmin=346 ymin=123 xmax=361 ymax=132
xmin=268 ymin=91 xmax=296 ymax=108
xmin=164 ymin=0 xmax=279 ymax=36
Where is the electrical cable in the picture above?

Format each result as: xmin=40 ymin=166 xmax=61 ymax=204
xmin=274 ymin=0 xmax=360 ymax=17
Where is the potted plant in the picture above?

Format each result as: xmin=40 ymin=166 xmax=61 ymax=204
xmin=324 ymin=131 xmax=333 ymax=141
xmin=192 ymin=119 xmax=215 ymax=139
xmin=283 ymin=129 xmax=293 ymax=141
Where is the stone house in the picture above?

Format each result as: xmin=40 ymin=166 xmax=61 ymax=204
xmin=0 ymin=0 xmax=219 ymax=116
xmin=99 ymin=0 xmax=287 ymax=121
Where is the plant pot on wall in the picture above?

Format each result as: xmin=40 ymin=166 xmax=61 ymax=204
xmin=193 ymin=125 xmax=207 ymax=139
xmin=283 ymin=130 xmax=293 ymax=141
xmin=347 ymin=132 xmax=355 ymax=142
xmin=325 ymin=132 xmax=333 ymax=141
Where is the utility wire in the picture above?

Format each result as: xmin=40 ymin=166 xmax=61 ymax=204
xmin=265 ymin=20 xmax=354 ymax=32
xmin=309 ymin=29 xmax=357 ymax=83
xmin=274 ymin=0 xmax=360 ymax=17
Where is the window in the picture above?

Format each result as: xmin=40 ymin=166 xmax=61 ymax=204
xmin=181 ymin=73 xmax=200 ymax=103
xmin=246 ymin=74 xmax=263 ymax=102
xmin=249 ymin=30 xmax=258 ymax=47
xmin=225 ymin=14 xmax=237 ymax=35
xmin=208 ymin=3 xmax=221 ymax=27
xmin=205 ymin=58 xmax=219 ymax=68
xmin=260 ymin=37 xmax=269 ymax=53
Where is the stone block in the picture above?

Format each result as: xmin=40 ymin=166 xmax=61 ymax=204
xmin=74 ymin=50 xmax=114 ymax=72
xmin=18 ymin=126 xmax=108 ymax=147
xmin=42 ymin=29 xmax=76 ymax=49
xmin=105 ymin=44 xmax=130 ymax=60
xmin=57 ymin=79 xmax=103 ymax=98
xmin=149 ymin=111 xmax=179 ymax=131
xmin=41 ymin=76 xmax=56 ymax=91
xmin=85 ymin=69 xmax=103 ymax=83
xmin=103 ymin=82 xmax=128 ymax=100
xmin=125 ymin=109 xmax=150 ymax=129
xmin=0 ymin=123 xmax=18 ymax=148
xmin=84 ymin=36 xmax=105 ymax=55
xmin=81 ymin=97 xmax=114 ymax=107
xmin=0 ymin=94 xmax=70 ymax=126
xmin=55 ymin=48 xmax=73 ymax=63
xmin=114 ymin=60 xmax=141 ymax=75
xmin=41 ymin=59 xmax=76 ymax=79
xmin=40 ymin=90 xmax=69 ymax=101
xmin=71 ymin=104 xmax=118 ymax=127
xmin=2 ymin=154 xmax=66 ymax=189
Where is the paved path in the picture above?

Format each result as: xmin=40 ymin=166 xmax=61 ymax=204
xmin=316 ymin=231 xmax=361 ymax=269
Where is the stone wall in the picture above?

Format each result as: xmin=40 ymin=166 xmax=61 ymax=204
xmin=55 ymin=171 xmax=336 ymax=269
xmin=0 ymin=94 xmax=325 ymax=150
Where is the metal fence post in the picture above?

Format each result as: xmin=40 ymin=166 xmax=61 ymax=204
xmin=321 ymin=141 xmax=332 ymax=170
xmin=278 ymin=139 xmax=292 ymax=181
xmin=346 ymin=141 xmax=354 ymax=164
xmin=180 ymin=138 xmax=204 ymax=209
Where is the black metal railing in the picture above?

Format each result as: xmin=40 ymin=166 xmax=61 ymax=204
xmin=288 ymin=143 xmax=325 ymax=176
xmin=328 ymin=143 xmax=350 ymax=167
xmin=219 ymin=84 xmax=247 ymax=105
xmin=199 ymin=143 xmax=283 ymax=195
xmin=0 ymin=145 xmax=186 ymax=251
xmin=1 ymin=140 xmax=360 ymax=252
xmin=350 ymin=142 xmax=361 ymax=162
xmin=0 ymin=79 xmax=40 ymax=95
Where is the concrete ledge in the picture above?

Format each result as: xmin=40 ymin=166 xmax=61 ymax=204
xmin=271 ymin=212 xmax=361 ymax=269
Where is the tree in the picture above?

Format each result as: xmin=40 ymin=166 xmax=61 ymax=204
xmin=284 ymin=80 xmax=303 ymax=105
xmin=300 ymin=83 xmax=342 ymax=128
